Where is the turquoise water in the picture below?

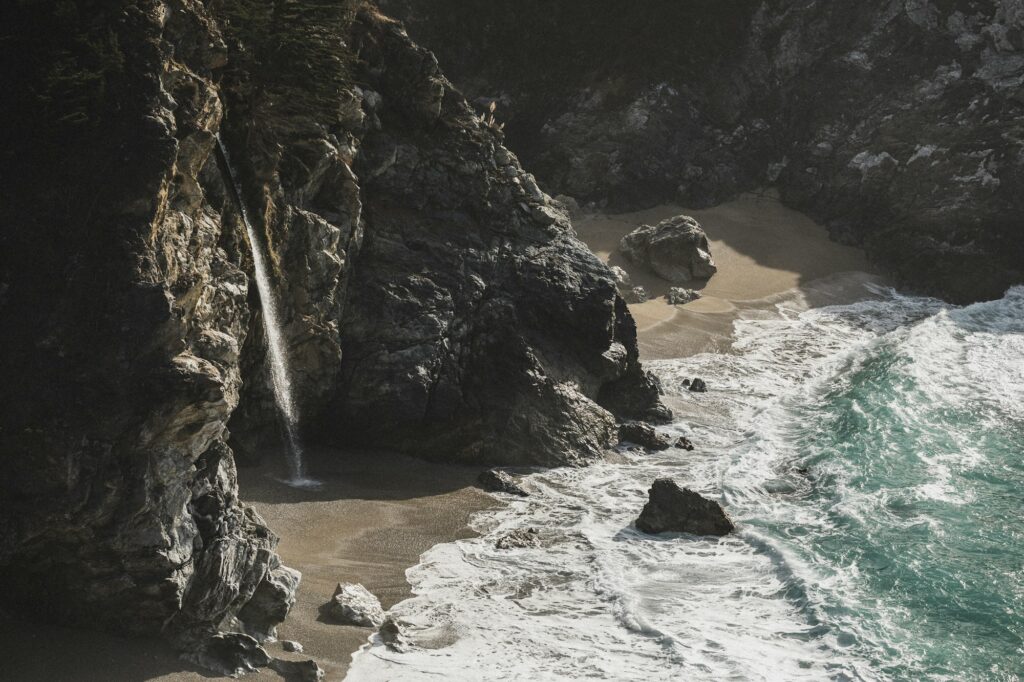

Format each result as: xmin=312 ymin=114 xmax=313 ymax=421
xmin=348 ymin=285 xmax=1024 ymax=681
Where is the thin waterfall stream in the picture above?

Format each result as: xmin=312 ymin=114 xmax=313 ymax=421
xmin=214 ymin=135 xmax=319 ymax=488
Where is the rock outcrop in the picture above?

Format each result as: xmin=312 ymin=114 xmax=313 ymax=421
xmin=618 ymin=422 xmax=673 ymax=451
xmin=620 ymin=216 xmax=717 ymax=284
xmin=635 ymin=479 xmax=735 ymax=536
xmin=328 ymin=583 xmax=386 ymax=628
xmin=380 ymin=0 xmax=1024 ymax=303
xmin=478 ymin=469 xmax=530 ymax=497
xmin=0 ymin=0 xmax=665 ymax=668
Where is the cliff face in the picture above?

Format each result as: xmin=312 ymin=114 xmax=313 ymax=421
xmin=0 ymin=0 xmax=663 ymax=661
xmin=382 ymin=0 xmax=1024 ymax=303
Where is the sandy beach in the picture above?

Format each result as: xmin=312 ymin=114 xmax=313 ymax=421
xmin=574 ymin=191 xmax=881 ymax=359
xmin=2 ymin=451 xmax=492 ymax=682
xmin=4 ymin=193 xmax=880 ymax=682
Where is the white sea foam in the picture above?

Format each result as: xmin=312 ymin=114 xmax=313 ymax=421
xmin=346 ymin=286 xmax=1024 ymax=681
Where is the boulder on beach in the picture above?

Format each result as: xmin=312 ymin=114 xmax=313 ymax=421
xmin=619 ymin=215 xmax=717 ymax=284
xmin=328 ymin=583 xmax=385 ymax=627
xmin=236 ymin=565 xmax=302 ymax=641
xmin=269 ymin=658 xmax=325 ymax=682
xmin=495 ymin=527 xmax=541 ymax=549
xmin=618 ymin=421 xmax=672 ymax=451
xmin=688 ymin=378 xmax=707 ymax=392
xmin=667 ymin=287 xmax=701 ymax=305
xmin=379 ymin=617 xmax=409 ymax=652
xmin=635 ymin=478 xmax=735 ymax=536
xmin=477 ymin=469 xmax=529 ymax=497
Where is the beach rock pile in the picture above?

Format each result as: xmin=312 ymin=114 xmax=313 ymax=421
xmin=495 ymin=528 xmax=541 ymax=549
xmin=329 ymin=583 xmax=386 ymax=627
xmin=618 ymin=421 xmax=673 ymax=451
xmin=620 ymin=216 xmax=718 ymax=284
xmin=635 ymin=479 xmax=735 ymax=536
xmin=478 ymin=469 xmax=529 ymax=497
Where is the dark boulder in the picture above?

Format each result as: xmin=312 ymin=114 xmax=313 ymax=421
xmin=618 ymin=422 xmax=672 ymax=451
xmin=270 ymin=658 xmax=325 ymax=682
xmin=477 ymin=469 xmax=529 ymax=497
xmin=688 ymin=378 xmax=707 ymax=393
xmin=620 ymin=215 xmax=717 ymax=284
xmin=675 ymin=436 xmax=695 ymax=451
xmin=635 ymin=479 xmax=735 ymax=536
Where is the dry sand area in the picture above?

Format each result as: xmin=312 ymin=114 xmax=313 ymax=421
xmin=574 ymin=191 xmax=882 ymax=359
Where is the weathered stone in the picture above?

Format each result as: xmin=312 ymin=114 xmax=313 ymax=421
xmin=281 ymin=640 xmax=304 ymax=653
xmin=689 ymin=378 xmax=708 ymax=393
xmin=379 ymin=617 xmax=408 ymax=652
xmin=270 ymin=658 xmax=325 ymax=682
xmin=495 ymin=528 xmax=541 ymax=550
xmin=329 ymin=583 xmax=386 ymax=627
xmin=675 ymin=437 xmax=695 ymax=451
xmin=620 ymin=216 xmax=717 ymax=284
xmin=182 ymin=633 xmax=272 ymax=678
xmin=478 ymin=469 xmax=529 ymax=497
xmin=237 ymin=565 xmax=302 ymax=641
xmin=618 ymin=422 xmax=672 ymax=451
xmin=667 ymin=287 xmax=701 ymax=305
xmin=635 ymin=479 xmax=735 ymax=536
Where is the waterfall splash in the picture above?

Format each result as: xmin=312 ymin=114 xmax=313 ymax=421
xmin=214 ymin=135 xmax=319 ymax=488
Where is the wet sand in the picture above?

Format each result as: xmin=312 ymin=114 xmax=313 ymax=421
xmin=2 ymin=451 xmax=492 ymax=682
xmin=574 ymin=191 xmax=881 ymax=359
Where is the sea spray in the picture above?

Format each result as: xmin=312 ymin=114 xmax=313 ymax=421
xmin=347 ymin=284 xmax=1024 ymax=681
xmin=214 ymin=135 xmax=317 ymax=487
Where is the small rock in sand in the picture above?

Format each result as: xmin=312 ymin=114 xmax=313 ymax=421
xmin=477 ymin=469 xmax=529 ymax=497
xmin=269 ymin=658 xmax=324 ymax=682
xmin=495 ymin=528 xmax=541 ymax=549
xmin=618 ymin=421 xmax=672 ymax=451
xmin=667 ymin=287 xmax=701 ymax=305
xmin=688 ymin=377 xmax=707 ymax=392
xmin=281 ymin=640 xmax=304 ymax=653
xmin=621 ymin=285 xmax=648 ymax=303
xmin=635 ymin=478 xmax=735 ymax=536
xmin=328 ymin=583 xmax=385 ymax=627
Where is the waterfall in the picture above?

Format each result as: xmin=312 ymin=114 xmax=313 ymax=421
xmin=214 ymin=135 xmax=318 ymax=487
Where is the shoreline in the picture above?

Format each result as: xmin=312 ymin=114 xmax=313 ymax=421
xmin=4 ymin=193 xmax=879 ymax=681
xmin=573 ymin=192 xmax=882 ymax=360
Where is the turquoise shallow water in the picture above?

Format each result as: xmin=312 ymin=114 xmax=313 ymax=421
xmin=348 ymin=285 xmax=1024 ymax=681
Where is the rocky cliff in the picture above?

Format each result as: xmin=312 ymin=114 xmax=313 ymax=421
xmin=0 ymin=0 xmax=664 ymax=665
xmin=382 ymin=0 xmax=1024 ymax=303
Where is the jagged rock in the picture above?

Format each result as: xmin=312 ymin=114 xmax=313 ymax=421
xmin=622 ymin=285 xmax=648 ymax=304
xmin=675 ymin=437 xmax=695 ymax=451
xmin=618 ymin=422 xmax=672 ymax=451
xmin=667 ymin=287 xmax=701 ymax=305
xmin=237 ymin=565 xmax=302 ymax=641
xmin=381 ymin=0 xmax=1024 ymax=303
xmin=635 ymin=479 xmax=735 ymax=536
xmin=281 ymin=640 xmax=304 ymax=653
xmin=379 ymin=617 xmax=408 ymax=652
xmin=620 ymin=216 xmax=717 ymax=284
xmin=0 ymin=0 xmax=667 ymax=658
xmin=329 ymin=583 xmax=386 ymax=627
xmin=688 ymin=378 xmax=708 ymax=393
xmin=495 ymin=528 xmax=541 ymax=549
xmin=182 ymin=633 xmax=272 ymax=678
xmin=477 ymin=469 xmax=529 ymax=497
xmin=270 ymin=658 xmax=325 ymax=682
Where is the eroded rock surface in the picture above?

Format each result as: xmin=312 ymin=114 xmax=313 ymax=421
xmin=328 ymin=583 xmax=386 ymax=628
xmin=635 ymin=479 xmax=735 ymax=536
xmin=478 ymin=469 xmax=529 ymax=497
xmin=620 ymin=216 xmax=717 ymax=284
xmin=382 ymin=0 xmax=1024 ymax=303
